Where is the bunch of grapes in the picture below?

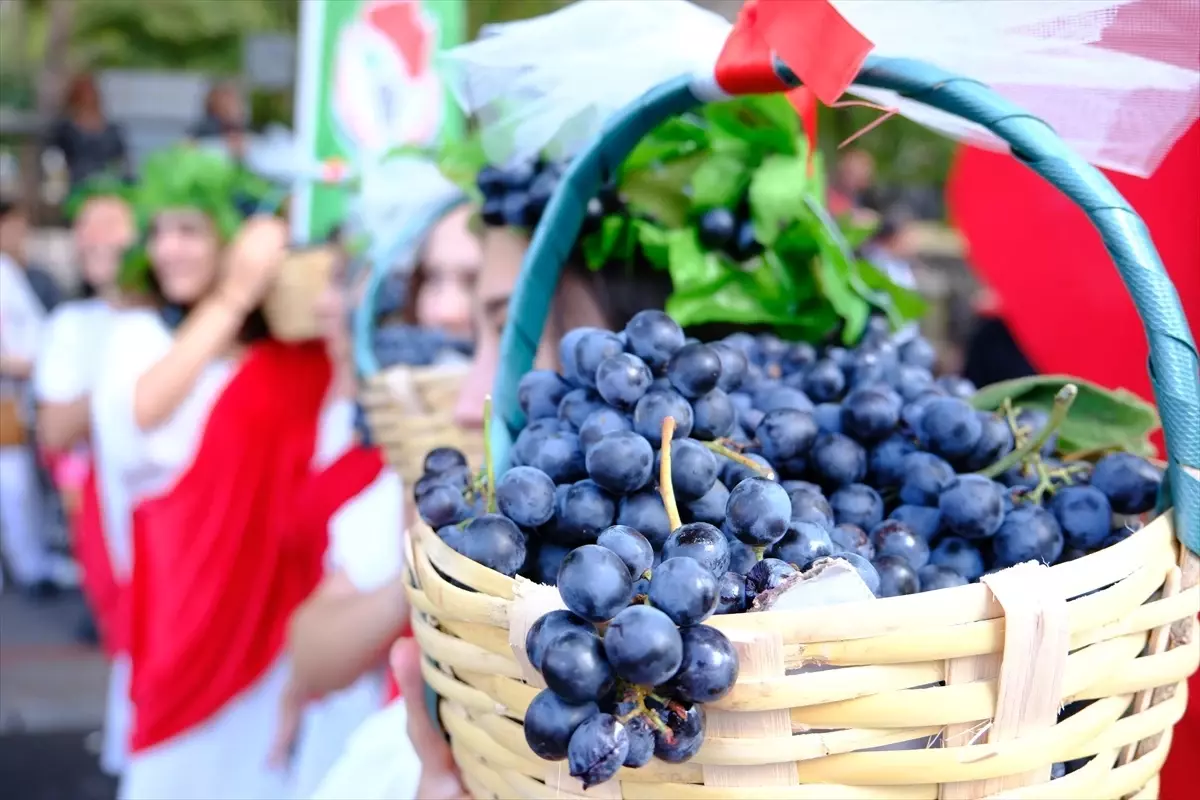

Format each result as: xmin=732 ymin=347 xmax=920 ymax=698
xmin=413 ymin=310 xmax=1163 ymax=782
xmin=371 ymin=324 xmax=474 ymax=369
xmin=521 ymin=523 xmax=737 ymax=786
xmin=476 ymin=159 xmax=624 ymax=233
xmin=696 ymin=207 xmax=762 ymax=263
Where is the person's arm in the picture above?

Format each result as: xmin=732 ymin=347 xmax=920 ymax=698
xmin=131 ymin=294 xmax=245 ymax=431
xmin=0 ymin=355 xmax=34 ymax=379
xmin=287 ymin=570 xmax=408 ymax=698
xmin=37 ymin=396 xmax=90 ymax=451
xmin=133 ymin=215 xmax=286 ymax=431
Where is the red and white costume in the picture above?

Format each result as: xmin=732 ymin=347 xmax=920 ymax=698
xmin=90 ymin=308 xmax=385 ymax=800
xmin=289 ymin=453 xmax=420 ymax=799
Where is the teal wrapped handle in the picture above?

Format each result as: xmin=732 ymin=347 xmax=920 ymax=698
xmin=492 ymin=55 xmax=1200 ymax=552
xmin=352 ymin=193 xmax=468 ymax=378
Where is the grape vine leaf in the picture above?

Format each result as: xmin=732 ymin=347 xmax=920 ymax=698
xmin=748 ymin=154 xmax=812 ymax=247
xmin=703 ymin=95 xmax=799 ymax=158
xmin=690 ymin=151 xmax=751 ymax=211
xmin=664 ymin=228 xmax=795 ymax=328
xmin=970 ymin=375 xmax=1161 ymax=457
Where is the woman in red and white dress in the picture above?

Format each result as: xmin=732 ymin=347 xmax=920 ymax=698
xmin=90 ymin=148 xmax=386 ymax=800
xmin=33 ymin=188 xmax=136 ymax=777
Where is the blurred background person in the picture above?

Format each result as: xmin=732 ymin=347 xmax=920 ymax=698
xmin=828 ymin=148 xmax=880 ymax=217
xmin=33 ymin=181 xmax=136 ymax=775
xmin=45 ymin=74 xmax=131 ymax=190
xmin=0 ymin=198 xmax=57 ymax=599
xmin=189 ymin=81 xmax=251 ymax=162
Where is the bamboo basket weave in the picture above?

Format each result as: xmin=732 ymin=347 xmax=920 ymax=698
xmin=409 ymin=52 xmax=1200 ymax=799
xmin=353 ymin=193 xmax=481 ymax=484
xmin=263 ymin=245 xmax=341 ymax=342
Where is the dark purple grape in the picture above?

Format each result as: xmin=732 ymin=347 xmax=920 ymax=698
xmin=633 ymin=389 xmax=694 ymax=447
xmin=745 ymin=558 xmax=796 ymax=601
xmin=586 ymin=430 xmax=654 ymax=494
xmin=870 ymin=520 xmax=930 ymax=569
xmin=1091 ymin=452 xmax=1162 ymax=514
xmin=416 ymin=483 xmax=471 ymax=529
xmin=531 ymin=430 xmax=587 ymax=483
xmin=963 ymin=411 xmax=1015 ymax=471
xmin=557 ymin=480 xmax=616 ymax=544
xmin=829 ymin=523 xmax=874 ymax=560
xmin=669 ymin=625 xmax=739 ymax=703
xmin=622 ymin=715 xmax=655 ymax=767
xmin=802 ymin=359 xmax=845 ymax=403
xmin=649 ymin=557 xmax=718 ymax=627
xmin=830 ymin=483 xmax=885 ymax=531
xmin=617 ymin=491 xmax=672 ymax=549
xmin=424 ymin=447 xmax=467 ymax=476
xmin=918 ymin=397 xmax=983 ymax=460
xmin=662 ymin=522 xmax=731 ymax=577
xmin=869 ymin=435 xmax=917 ymax=488
xmin=691 ymin=388 xmax=736 ymax=440
xmin=453 ymin=514 xmax=527 ymax=576
xmin=901 ymin=336 xmax=937 ymax=370
xmin=727 ymin=539 xmax=757 ymax=574
xmin=532 ymin=543 xmax=571 ymax=585
xmin=684 ymin=481 xmax=730 ymax=526
xmin=756 ymin=408 xmax=819 ymax=465
xmin=596 ymin=525 xmax=654 ymax=579
xmin=993 ymin=506 xmax=1064 ymax=567
xmin=809 ymin=432 xmax=868 ymax=490
xmin=667 ymin=343 xmax=722 ymax=398
xmin=496 ymin=466 xmax=556 ymax=528
xmin=929 ymin=536 xmax=985 ymax=581
xmin=767 ymin=520 xmax=834 ymax=567
xmin=813 ymin=402 xmax=843 ymax=434
xmin=624 ymin=310 xmax=686 ymax=372
xmin=557 ymin=544 xmax=632 ymax=622
xmin=697 ymin=208 xmax=737 ymax=251
xmin=918 ymin=565 xmax=968 ymax=592
xmin=660 ymin=438 xmax=719 ymax=500
xmin=1051 ymin=485 xmax=1112 ymax=550
xmin=711 ymin=342 xmax=748 ymax=392
xmin=559 ymin=327 xmax=599 ymax=385
xmin=518 ymin=371 xmax=571 ymax=421
xmin=938 ymin=475 xmax=1006 ymax=539
xmin=595 ymin=353 xmax=653 ymax=409
xmin=542 ymin=628 xmax=614 ymax=703
xmin=603 ymin=605 xmax=683 ymax=686
xmin=574 ymin=330 xmax=626 ymax=389
xmin=888 ymin=505 xmax=942 ymax=540
xmin=841 ymin=387 xmax=900 ymax=443
xmin=756 ymin=386 xmax=814 ymax=414
xmin=898 ymin=452 xmax=956 ymax=506
xmin=829 ymin=551 xmax=880 ymax=594
xmin=578 ymin=408 xmax=633 ymax=453
xmin=524 ymin=689 xmax=599 ymax=761
xmin=873 ymin=554 xmax=920 ymax=597
xmin=651 ymin=701 xmax=705 ymax=763
xmin=568 ymin=713 xmax=628 ymax=788
xmin=716 ymin=571 xmax=747 ymax=614
xmin=721 ymin=452 xmax=776 ymax=487
xmin=725 ymin=477 xmax=791 ymax=546
xmin=526 ymin=610 xmax=597 ymax=671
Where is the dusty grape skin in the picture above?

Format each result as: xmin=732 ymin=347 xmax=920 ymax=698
xmin=617 ymin=490 xmax=672 ymax=549
xmin=453 ymin=514 xmax=527 ymax=577
xmin=648 ymin=557 xmax=719 ymax=627
xmin=541 ymin=628 xmax=615 ymax=703
xmin=557 ymin=545 xmax=633 ymax=622
xmin=567 ymin=713 xmax=629 ymax=788
xmin=622 ymin=715 xmax=656 ymax=767
xmin=659 ymin=438 xmax=719 ymax=500
xmin=668 ymin=625 xmax=740 ymax=703
xmin=725 ymin=477 xmax=791 ymax=546
xmin=496 ymin=466 xmax=557 ymax=528
xmin=526 ymin=610 xmax=594 ymax=672
xmin=585 ymin=430 xmax=655 ymax=494
xmin=596 ymin=525 xmax=654 ymax=579
xmin=524 ymin=689 xmax=599 ymax=761
xmin=767 ymin=520 xmax=834 ymax=567
xmin=603 ymin=605 xmax=684 ymax=686
xmin=715 ymin=571 xmax=747 ymax=614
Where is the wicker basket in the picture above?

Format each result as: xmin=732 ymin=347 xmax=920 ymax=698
xmin=359 ymin=362 xmax=482 ymax=485
xmin=352 ymin=193 xmax=480 ymax=484
xmin=408 ymin=51 xmax=1200 ymax=799
xmin=262 ymin=245 xmax=341 ymax=342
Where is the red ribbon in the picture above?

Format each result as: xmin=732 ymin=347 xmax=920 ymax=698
xmin=714 ymin=0 xmax=873 ymax=158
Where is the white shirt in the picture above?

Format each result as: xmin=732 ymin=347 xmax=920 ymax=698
xmin=0 ymin=253 xmax=46 ymax=407
xmin=35 ymin=297 xmax=119 ymax=404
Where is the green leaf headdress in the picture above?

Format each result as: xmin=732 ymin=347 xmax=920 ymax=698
xmin=62 ymin=172 xmax=136 ymax=222
xmin=120 ymin=145 xmax=277 ymax=291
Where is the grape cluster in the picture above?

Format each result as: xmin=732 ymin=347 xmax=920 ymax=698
xmin=416 ymin=310 xmax=1161 ymax=605
xmin=522 ymin=540 xmax=736 ymax=786
xmin=372 ymin=323 xmax=473 ymax=369
xmin=696 ymin=207 xmax=762 ymax=262
xmin=476 ymin=159 xmax=623 ymax=233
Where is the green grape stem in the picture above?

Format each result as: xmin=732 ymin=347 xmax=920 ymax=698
xmin=659 ymin=418 xmax=684 ymax=531
xmin=702 ymin=440 xmax=776 ymax=480
xmin=978 ymin=384 xmax=1078 ymax=479
xmin=482 ymin=395 xmax=497 ymax=514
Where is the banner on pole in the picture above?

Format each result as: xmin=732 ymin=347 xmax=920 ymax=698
xmin=292 ymin=0 xmax=466 ymax=242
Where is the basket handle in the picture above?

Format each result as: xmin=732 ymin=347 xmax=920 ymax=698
xmin=352 ymin=194 xmax=469 ymax=379
xmin=493 ymin=54 xmax=1200 ymax=552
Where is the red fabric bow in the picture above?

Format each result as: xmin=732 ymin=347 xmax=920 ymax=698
xmin=714 ymin=0 xmax=873 ymax=156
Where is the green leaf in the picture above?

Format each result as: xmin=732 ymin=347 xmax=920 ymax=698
xmin=664 ymin=229 xmax=795 ymax=328
xmin=621 ymin=153 xmax=704 ymax=228
xmin=857 ymin=259 xmax=928 ymax=324
xmin=581 ymin=216 xmax=628 ymax=270
xmin=634 ymin=220 xmax=670 ymax=270
xmin=840 ymin=213 xmax=880 ymax=250
xmin=748 ymin=155 xmax=811 ymax=247
xmin=970 ymin=375 xmax=1161 ymax=457
xmin=622 ymin=117 xmax=710 ymax=174
xmin=813 ymin=252 xmax=870 ymax=344
xmin=690 ymin=152 xmax=750 ymax=211
xmin=703 ymin=95 xmax=799 ymax=158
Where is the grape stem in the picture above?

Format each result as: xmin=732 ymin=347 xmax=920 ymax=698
xmin=482 ymin=395 xmax=497 ymax=514
xmin=702 ymin=440 xmax=776 ymax=480
xmin=659 ymin=417 xmax=684 ymax=531
xmin=977 ymin=384 xmax=1078 ymax=479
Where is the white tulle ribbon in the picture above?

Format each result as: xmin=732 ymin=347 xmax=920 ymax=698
xmin=439 ymin=0 xmax=733 ymax=167
xmin=345 ymin=155 xmax=464 ymax=272
xmin=440 ymin=0 xmax=1198 ymax=178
